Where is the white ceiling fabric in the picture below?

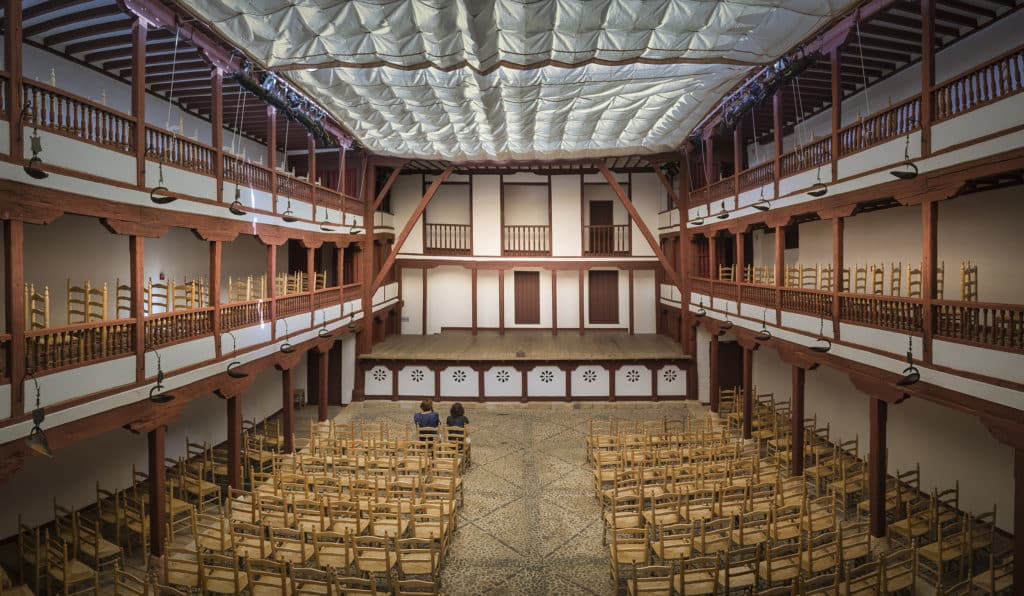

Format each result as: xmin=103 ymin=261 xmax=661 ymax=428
xmin=181 ymin=0 xmax=858 ymax=161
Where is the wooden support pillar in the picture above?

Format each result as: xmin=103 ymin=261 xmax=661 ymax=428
xmin=317 ymin=350 xmax=329 ymax=422
xmin=709 ymin=334 xmax=720 ymax=413
xmin=1016 ymin=449 xmax=1024 ymax=590
xmin=131 ymin=18 xmax=147 ymax=186
xmin=5 ymin=220 xmax=25 ymax=414
xmin=266 ymin=244 xmax=277 ymax=340
xmin=307 ymin=133 xmax=317 ymax=187
xmin=421 ymin=268 xmax=428 ymax=336
xmin=732 ymin=123 xmax=742 ymax=202
xmin=791 ymin=366 xmax=805 ymax=477
xmin=705 ymin=136 xmax=717 ymax=184
xmin=130 ymin=235 xmax=145 ymax=383
xmin=336 ymin=243 xmax=345 ymax=305
xmin=772 ymin=91 xmax=783 ymax=198
xmin=210 ymin=240 xmax=222 ymax=357
xmin=774 ymin=225 xmax=785 ymax=324
xmin=226 ymin=395 xmax=242 ymax=489
xmin=830 ymin=48 xmax=842 ymax=182
xmin=211 ymin=68 xmax=223 ymax=202
xmin=306 ymin=246 xmax=315 ymax=294
xmin=281 ymin=368 xmax=294 ymax=453
xmin=147 ymin=424 xmax=166 ymax=559
xmin=708 ymin=234 xmax=718 ymax=282
xmin=920 ymin=0 xmax=935 ymax=157
xmin=832 ymin=217 xmax=843 ymax=338
xmin=4 ymin=0 xmax=23 ymax=160
xmin=627 ymin=269 xmax=634 ymax=335
xmin=736 ymin=233 xmax=746 ymax=284
xmin=922 ymin=200 xmax=937 ymax=363
xmin=869 ymin=397 xmax=888 ymax=538
xmin=742 ymin=346 xmax=753 ymax=440
xmin=552 ymin=269 xmax=558 ymax=336
xmin=266 ymin=107 xmax=277 ymax=212
xmin=471 ymin=268 xmax=478 ymax=335
xmin=498 ymin=269 xmax=505 ymax=335
xmin=578 ymin=269 xmax=585 ymax=334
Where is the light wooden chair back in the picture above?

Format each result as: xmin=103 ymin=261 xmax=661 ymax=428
xmin=801 ymin=264 xmax=818 ymax=289
xmin=25 ymin=284 xmax=50 ymax=329
xmin=890 ymin=262 xmax=902 ymax=296
xmin=906 ymin=264 xmax=922 ymax=298
xmin=17 ymin=514 xmax=44 ymax=595
xmin=67 ymin=279 xmax=107 ymax=324
xmin=870 ymin=265 xmax=884 ymax=295
xmin=113 ymin=565 xmax=148 ymax=596
xmin=785 ymin=265 xmax=800 ymax=288
xmin=718 ymin=264 xmax=735 ymax=282
xmin=819 ymin=265 xmax=833 ymax=291
xmin=961 ymin=260 xmax=978 ymax=301
xmin=115 ymin=279 xmax=132 ymax=319
xmin=171 ymin=280 xmax=196 ymax=311
xmin=936 ymin=260 xmax=945 ymax=299
xmin=144 ymin=278 xmax=170 ymax=315
xmin=315 ymin=270 xmax=328 ymax=290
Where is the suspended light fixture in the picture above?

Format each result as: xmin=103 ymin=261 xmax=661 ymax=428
xmin=151 ymin=28 xmax=181 ymax=205
xmin=716 ymin=201 xmax=730 ymax=220
xmin=146 ymin=346 xmax=175 ymax=403
xmin=317 ymin=309 xmax=333 ymax=338
xmin=318 ymin=203 xmax=335 ymax=232
xmin=896 ymin=334 xmax=920 ymax=386
xmin=24 ymin=370 xmax=52 ymax=457
xmin=689 ymin=205 xmax=706 ymax=226
xmin=347 ymin=318 xmax=358 ymax=332
xmin=720 ymin=304 xmax=734 ymax=330
xmin=695 ymin=298 xmax=707 ymax=318
xmin=749 ymin=112 xmax=771 ymax=212
xmin=227 ymin=82 xmax=249 ymax=216
xmin=279 ymin=319 xmax=296 ymax=353
xmin=281 ymin=196 xmax=299 ymax=223
xmin=229 ymin=183 xmax=247 ymax=216
xmin=148 ymin=158 xmax=175 ymax=205
xmin=224 ymin=330 xmax=249 ymax=378
xmin=889 ymin=132 xmax=919 ymax=180
xmin=809 ymin=317 xmax=832 ymax=353
xmin=22 ymin=104 xmax=49 ymax=180
xmin=755 ymin=309 xmax=772 ymax=341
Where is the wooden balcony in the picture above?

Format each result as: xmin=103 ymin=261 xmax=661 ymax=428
xmin=583 ymin=224 xmax=630 ymax=256
xmin=424 ymin=223 xmax=471 ymax=255
xmin=503 ymin=225 xmax=550 ymax=256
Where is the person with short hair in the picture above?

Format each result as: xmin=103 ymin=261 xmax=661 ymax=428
xmin=414 ymin=399 xmax=440 ymax=441
xmin=446 ymin=402 xmax=469 ymax=428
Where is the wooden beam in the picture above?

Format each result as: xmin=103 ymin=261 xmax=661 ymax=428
xmin=5 ymin=220 xmax=25 ymax=415
xmin=266 ymin=244 xmax=277 ymax=340
xmin=131 ymin=18 xmax=146 ymax=187
xmin=210 ymin=240 xmax=222 ymax=358
xmin=147 ymin=425 xmax=166 ymax=559
xmin=869 ymin=397 xmax=888 ymax=538
xmin=5 ymin=0 xmax=23 ymax=161
xmin=773 ymin=91 xmax=783 ymax=199
xmin=317 ymin=350 xmax=329 ymax=422
xmin=832 ymin=217 xmax=844 ymax=339
xmin=709 ymin=334 xmax=720 ymax=413
xmin=370 ymin=165 xmax=405 ymax=214
xmin=831 ymin=48 xmax=842 ymax=183
xmin=226 ymin=395 xmax=242 ymax=489
xmin=597 ymin=164 xmax=681 ymax=290
xmin=211 ymin=68 xmax=224 ymax=203
xmin=791 ymin=366 xmax=806 ymax=476
xmin=281 ymin=368 xmax=294 ymax=453
xmin=922 ymin=199 xmax=936 ymax=362
xmin=369 ymin=167 xmax=454 ymax=295
xmin=652 ymin=163 xmax=684 ymax=212
xmin=920 ymin=0 xmax=935 ymax=157
xmin=742 ymin=346 xmax=753 ymax=440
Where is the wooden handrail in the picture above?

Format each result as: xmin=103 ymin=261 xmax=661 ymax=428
xmin=933 ymin=44 xmax=1024 ymax=122
xmin=23 ymin=80 xmax=135 ymax=153
xmin=24 ymin=317 xmax=138 ymax=337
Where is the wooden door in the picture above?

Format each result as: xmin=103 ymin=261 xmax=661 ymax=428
xmin=514 ymin=271 xmax=541 ymax=324
xmin=307 ymin=351 xmax=321 ymax=406
xmin=589 ymin=200 xmax=614 ymax=253
xmin=328 ymin=341 xmax=343 ymax=406
xmin=718 ymin=341 xmax=743 ymax=392
xmin=588 ymin=270 xmax=619 ymax=324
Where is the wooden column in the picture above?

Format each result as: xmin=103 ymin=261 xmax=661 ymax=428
xmin=742 ymin=346 xmax=753 ymax=440
xmin=791 ymin=366 xmax=805 ymax=476
xmin=266 ymin=107 xmax=277 ymax=212
xmin=266 ymin=244 xmax=277 ymax=340
xmin=830 ymin=48 xmax=842 ymax=182
xmin=471 ymin=268 xmax=478 ymax=335
xmin=772 ymin=91 xmax=783 ymax=198
xmin=868 ymin=397 xmax=888 ymax=538
xmin=130 ymin=235 xmax=145 ymax=382
xmin=307 ymin=133 xmax=317 ymax=188
xmin=498 ymin=269 xmax=505 ymax=335
xmin=336 ymin=243 xmax=345 ymax=306
xmin=421 ymin=268 xmax=428 ymax=336
xmin=552 ymin=269 xmax=558 ymax=335
xmin=922 ymin=200 xmax=937 ymax=363
xmin=226 ymin=395 xmax=242 ymax=489
xmin=709 ymin=334 xmax=720 ymax=413
xmin=832 ymin=217 xmax=843 ymax=338
xmin=211 ymin=69 xmax=223 ymax=202
xmin=5 ymin=0 xmax=22 ymax=161
xmin=281 ymin=368 xmax=294 ymax=453
xmin=131 ymin=18 xmax=147 ymax=186
xmin=1016 ymin=449 xmax=1024 ymax=590
xmin=708 ymin=234 xmax=718 ymax=282
xmin=774 ymin=225 xmax=785 ymax=324
xmin=736 ymin=233 xmax=746 ymax=284
xmin=360 ymin=161 xmax=376 ymax=355
xmin=627 ymin=269 xmax=634 ymax=335
xmin=317 ymin=350 xmax=329 ymax=422
xmin=5 ymin=220 xmax=25 ymax=414
xmin=210 ymin=240 xmax=222 ymax=357
xmin=705 ymin=136 xmax=717 ymax=184
xmin=732 ymin=123 xmax=743 ymax=202
xmin=920 ymin=0 xmax=935 ymax=157
xmin=147 ymin=425 xmax=166 ymax=559
xmin=578 ymin=269 xmax=585 ymax=334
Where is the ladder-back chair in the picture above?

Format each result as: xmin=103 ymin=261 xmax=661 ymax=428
xmin=801 ymin=264 xmax=819 ymax=289
xmin=961 ymin=261 xmax=978 ymax=301
xmin=144 ymin=278 xmax=170 ymax=315
xmin=890 ymin=262 xmax=902 ymax=296
xmin=870 ymin=265 xmax=884 ymax=295
xmin=171 ymin=280 xmax=197 ymax=311
xmin=936 ymin=260 xmax=945 ymax=299
xmin=25 ymin=284 xmax=50 ymax=329
xmin=906 ymin=264 xmax=922 ymax=299
xmin=718 ymin=264 xmax=735 ymax=282
xmin=67 ymin=279 xmax=107 ymax=324
xmin=315 ymin=270 xmax=328 ymax=290
xmin=819 ymin=265 xmax=834 ymax=291
xmin=115 ymin=279 xmax=132 ymax=319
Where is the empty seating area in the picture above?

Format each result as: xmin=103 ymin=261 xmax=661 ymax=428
xmin=589 ymin=399 xmax=1014 ymax=594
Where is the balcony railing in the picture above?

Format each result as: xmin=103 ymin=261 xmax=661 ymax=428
xmin=584 ymin=224 xmax=630 ymax=256
xmin=277 ymin=294 xmax=312 ymax=319
xmin=708 ymin=177 xmax=734 ymax=202
xmin=144 ymin=308 xmax=214 ymax=348
xmin=24 ymin=319 xmax=135 ymax=375
xmin=145 ymin=125 xmax=215 ymax=177
xmin=424 ymin=223 xmax=471 ymax=255
xmin=0 ymin=73 xmax=8 ymax=120
xmin=934 ymin=45 xmax=1024 ymax=123
xmin=934 ymin=300 xmax=1024 ymax=352
xmin=221 ymin=300 xmax=271 ymax=331
xmin=314 ymin=288 xmax=342 ymax=310
xmin=780 ymin=137 xmax=832 ymax=178
xmin=24 ymin=80 xmax=134 ymax=153
xmin=223 ymin=154 xmax=273 ymax=193
xmin=739 ymin=283 xmax=775 ymax=308
xmin=278 ymin=175 xmax=313 ymax=203
xmin=503 ymin=225 xmax=550 ymax=256
xmin=838 ymin=96 xmax=921 ymax=158
xmin=738 ymin=162 xmax=774 ymax=193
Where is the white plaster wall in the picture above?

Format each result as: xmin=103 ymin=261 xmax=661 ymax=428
xmin=424 ymin=183 xmax=471 ymax=225
xmin=472 ymin=175 xmax=502 ymax=256
xmin=24 ymin=214 xmax=132 ymax=325
xmin=400 ymin=268 xmax=423 ymax=335
xmin=398 ymin=365 xmax=434 ymax=396
xmin=391 ymin=175 xmax=425 ymax=254
xmin=556 ymin=270 xmax=581 ymax=330
xmin=571 ymin=365 xmax=610 ymax=397
xmin=583 ymin=183 xmax=629 ymax=225
xmin=440 ymin=366 xmax=478 ymax=398
xmin=502 ymin=184 xmax=549 ymax=225
xmin=484 ymin=366 xmax=521 ymax=397
xmin=696 ymin=325 xmax=711 ymax=404
xmin=526 ymin=366 xmax=566 ymax=397
xmin=551 ymin=175 xmax=583 ymax=256
xmin=629 ymin=173 xmax=662 ymax=257
xmin=503 ymin=269 xmax=552 ymax=329
xmin=633 ymin=270 xmax=656 ymax=333
xmin=615 ymin=365 xmax=653 ymax=397
xmin=427 ymin=266 xmax=473 ymax=333
xmin=365 ymin=364 xmax=392 ymax=396
xmin=221 ymin=233 xmax=269 ymax=303
xmin=144 ymin=227 xmax=211 ymax=311
xmin=341 ymin=334 xmax=356 ymax=404
xmin=476 ymin=271 xmax=500 ymax=328
xmin=656 ymin=365 xmax=686 ymax=397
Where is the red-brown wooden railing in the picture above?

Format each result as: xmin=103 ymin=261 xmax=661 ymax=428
xmin=220 ymin=300 xmax=271 ymax=331
xmin=25 ymin=319 xmax=136 ymax=374
xmin=314 ymin=288 xmax=342 ymax=310
xmin=277 ymin=294 xmax=312 ymax=319
xmin=712 ymin=280 xmax=739 ymax=302
xmin=738 ymin=162 xmax=774 ymax=193
xmin=223 ymin=154 xmax=273 ymax=193
xmin=691 ymin=277 xmax=712 ymax=296
xmin=318 ymin=187 xmax=344 ymax=212
xmin=343 ymin=284 xmax=363 ymax=302
xmin=839 ymin=294 xmax=922 ymax=333
xmin=934 ymin=300 xmax=1024 ymax=352
xmin=740 ymin=283 xmax=776 ymax=308
xmin=780 ymin=287 xmax=832 ymax=318
xmin=278 ymin=175 xmax=313 ymax=203
xmin=780 ymin=137 xmax=832 ymax=177
xmin=424 ymin=223 xmax=471 ymax=255
xmin=708 ymin=176 xmax=735 ymax=202
xmin=838 ymin=96 xmax=921 ymax=157
xmin=145 ymin=125 xmax=215 ymax=176
xmin=584 ymin=224 xmax=630 ymax=256
xmin=144 ymin=308 xmax=213 ymax=347
xmin=23 ymin=81 xmax=134 ymax=153
xmin=934 ymin=44 xmax=1024 ymax=123
xmin=503 ymin=225 xmax=551 ymax=256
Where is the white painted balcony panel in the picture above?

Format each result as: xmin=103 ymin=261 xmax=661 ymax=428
xmin=398 ymin=364 xmax=434 ymax=396
xmin=440 ymin=366 xmax=478 ymax=397
xmin=932 ymin=93 xmax=1024 ymax=153
xmin=571 ymin=366 xmax=610 ymax=397
xmin=616 ymin=365 xmax=653 ymax=397
xmin=656 ymin=365 xmax=686 ymax=397
xmin=838 ymin=132 xmax=921 ymax=180
xmin=365 ymin=365 xmax=391 ymax=396
xmin=934 ymin=340 xmax=1024 ymax=385
xmin=527 ymin=366 xmax=565 ymax=397
xmin=35 ymin=131 xmax=135 ymax=185
xmin=484 ymin=366 xmax=521 ymax=397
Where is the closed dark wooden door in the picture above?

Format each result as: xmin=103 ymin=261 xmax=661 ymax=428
xmin=328 ymin=341 xmax=343 ymax=406
xmin=514 ymin=271 xmax=541 ymax=324
xmin=588 ymin=270 xmax=619 ymax=324
xmin=589 ymin=201 xmax=614 ymax=253
xmin=718 ymin=341 xmax=743 ymax=392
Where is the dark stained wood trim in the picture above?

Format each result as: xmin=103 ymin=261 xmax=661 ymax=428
xmin=281 ymin=367 xmax=294 ymax=453
xmin=317 ymin=349 xmax=329 ymax=422
xmin=831 ymin=48 xmax=841 ymax=183
xmin=868 ymin=397 xmax=888 ymax=538
xmin=266 ymin=244 xmax=277 ymax=340
xmin=832 ymin=217 xmax=843 ymax=339
xmin=498 ymin=269 xmax=505 ymax=335
xmin=628 ymin=269 xmax=634 ymax=335
xmin=920 ymin=0 xmax=935 ymax=157
xmin=742 ymin=345 xmax=753 ymax=439
xmin=192 ymin=227 xmax=238 ymax=243
xmin=709 ymin=334 xmax=720 ymax=413
xmin=370 ymin=164 xmax=404 ymax=214
xmin=102 ymin=218 xmax=169 ymax=238
xmin=210 ymin=240 xmax=222 ymax=358
xmin=131 ymin=18 xmax=147 ymax=187
xmin=471 ymin=268 xmax=478 ymax=335
xmin=5 ymin=220 xmax=24 ymax=415
xmin=211 ymin=68 xmax=224 ymax=203
xmin=422 ymin=268 xmax=428 ymax=336
xmin=5 ymin=0 xmax=22 ymax=161
xmin=791 ymin=365 xmax=805 ymax=476
xmin=551 ymin=269 xmax=558 ymax=336
xmin=773 ymin=91 xmax=783 ymax=199
xmin=226 ymin=394 xmax=242 ymax=489
xmin=578 ymin=269 xmax=585 ymax=334
xmin=394 ymin=257 xmax=659 ymax=271
xmin=130 ymin=235 xmax=145 ymax=382
xmin=774 ymin=225 xmax=784 ymax=325
xmin=921 ymin=199 xmax=937 ymax=363
xmin=147 ymin=425 xmax=166 ymax=559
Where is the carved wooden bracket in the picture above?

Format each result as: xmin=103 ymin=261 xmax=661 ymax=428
xmin=124 ymin=400 xmax=186 ymax=434
xmin=192 ymin=226 xmax=239 ymax=242
xmin=982 ymin=415 xmax=1024 ymax=451
xmin=301 ymin=237 xmax=324 ymax=249
xmin=848 ymin=372 xmax=909 ymax=404
xmin=102 ymin=218 xmax=169 ymax=238
xmin=215 ymin=372 xmax=256 ymax=400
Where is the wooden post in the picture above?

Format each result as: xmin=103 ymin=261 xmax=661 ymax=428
xmin=131 ymin=18 xmax=147 ymax=186
xmin=705 ymin=135 xmax=717 ymax=184
xmin=832 ymin=217 xmax=843 ymax=338
xmin=732 ymin=121 xmax=743 ymax=204
xmin=5 ymin=0 xmax=22 ymax=161
xmin=498 ymin=269 xmax=505 ymax=335
xmin=708 ymin=234 xmax=718 ymax=283
xmin=471 ymin=268 xmax=478 ymax=335
xmin=552 ymin=269 xmax=558 ymax=336
xmin=210 ymin=240 xmax=222 ymax=357
xmin=147 ymin=425 xmax=166 ymax=559
xmin=830 ymin=48 xmax=842 ymax=182
xmin=772 ymin=91 xmax=783 ymax=198
xmin=335 ymin=243 xmax=345 ymax=306
xmin=266 ymin=107 xmax=277 ymax=212
xmin=266 ymin=244 xmax=277 ymax=340
xmin=709 ymin=334 xmax=720 ymax=413
xmin=360 ymin=160 xmax=376 ymax=356
xmin=791 ymin=366 xmax=805 ymax=476
xmin=922 ymin=200 xmax=936 ymax=363
xmin=226 ymin=395 xmax=242 ymax=489
xmin=1016 ymin=449 xmax=1024 ymax=591
xmin=211 ymin=69 xmax=223 ymax=202
xmin=306 ymin=246 xmax=315 ymax=294
xmin=920 ymin=0 xmax=935 ymax=157
xmin=578 ymin=269 xmax=585 ymax=334
xmin=281 ymin=368 xmax=294 ymax=453
xmin=130 ymin=236 xmax=145 ymax=383
xmin=742 ymin=346 xmax=753 ymax=440
xmin=5 ymin=220 xmax=24 ymax=415
xmin=869 ymin=397 xmax=888 ymax=538
xmin=774 ymin=225 xmax=784 ymax=324
xmin=307 ymin=133 xmax=317 ymax=189
xmin=318 ymin=350 xmax=329 ymax=422
xmin=736 ymin=232 xmax=746 ymax=285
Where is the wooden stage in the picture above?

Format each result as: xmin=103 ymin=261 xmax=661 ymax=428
xmin=362 ymin=330 xmax=689 ymax=362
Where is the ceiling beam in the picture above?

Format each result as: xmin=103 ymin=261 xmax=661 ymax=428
xmin=44 ymin=18 xmax=132 ymax=47
xmin=86 ymin=40 xmax=181 ymax=64
xmin=24 ymin=5 xmax=124 ymax=39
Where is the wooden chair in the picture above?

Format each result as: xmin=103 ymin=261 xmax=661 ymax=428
xmin=112 ymin=565 xmax=148 ymax=596
xmin=718 ymin=545 xmax=759 ymax=592
xmin=800 ymin=530 xmax=839 ymax=575
xmin=649 ymin=521 xmax=693 ymax=561
xmin=67 ymin=279 xmax=107 ymax=324
xmin=334 ymin=575 xmax=379 ymax=596
xmin=880 ymin=546 xmax=917 ymax=593
xmin=244 ymin=557 xmax=288 ymax=596
xmin=16 ymin=515 xmax=44 ymax=595
xmin=870 ymin=265 xmax=884 ymax=295
xmin=353 ymin=536 xmax=394 ymax=578
xmin=270 ymin=527 xmax=311 ymax=566
xmin=73 ymin=511 xmax=123 ymax=582
xmin=392 ymin=577 xmax=438 ymax=596
xmin=819 ymin=265 xmax=834 ymax=291
xmin=627 ymin=562 xmax=674 ymax=596
xmin=315 ymin=270 xmax=328 ymax=290
xmin=192 ymin=511 xmax=230 ymax=553
xmin=161 ymin=545 xmax=201 ymax=593
xmin=693 ymin=517 xmax=732 ymax=557
xmin=115 ymin=279 xmax=132 ymax=319
xmin=609 ymin=527 xmax=649 ymax=584
xmin=200 ymin=553 xmax=247 ymax=595
xmin=936 ymin=260 xmax=945 ymax=298
xmin=395 ymin=537 xmax=439 ymax=580
xmin=961 ymin=260 xmax=978 ymax=301
xmin=758 ymin=542 xmax=801 ymax=587
xmin=144 ymin=277 xmax=171 ymax=315
xmin=120 ymin=495 xmax=149 ymax=561
xmin=180 ymin=460 xmax=220 ymax=514
xmin=798 ymin=572 xmax=840 ymax=595
xmin=44 ymin=531 xmax=99 ymax=596
xmin=290 ymin=567 xmax=335 ymax=596
xmin=801 ymin=264 xmax=819 ymax=289
xmin=971 ymin=549 xmax=1013 ymax=594
xmin=889 ymin=261 xmax=902 ymax=296
xmin=170 ymin=279 xmax=197 ymax=311
xmin=841 ymin=560 xmax=881 ymax=595
xmin=675 ymin=556 xmax=718 ymax=595
xmin=718 ymin=264 xmax=735 ymax=282
xmin=25 ymin=284 xmax=50 ymax=329
xmin=785 ymin=265 xmax=801 ymax=288
xmin=906 ymin=264 xmax=922 ymax=298
xmin=919 ymin=514 xmax=969 ymax=588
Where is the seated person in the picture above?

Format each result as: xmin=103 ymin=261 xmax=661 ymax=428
xmin=414 ymin=399 xmax=440 ymax=440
